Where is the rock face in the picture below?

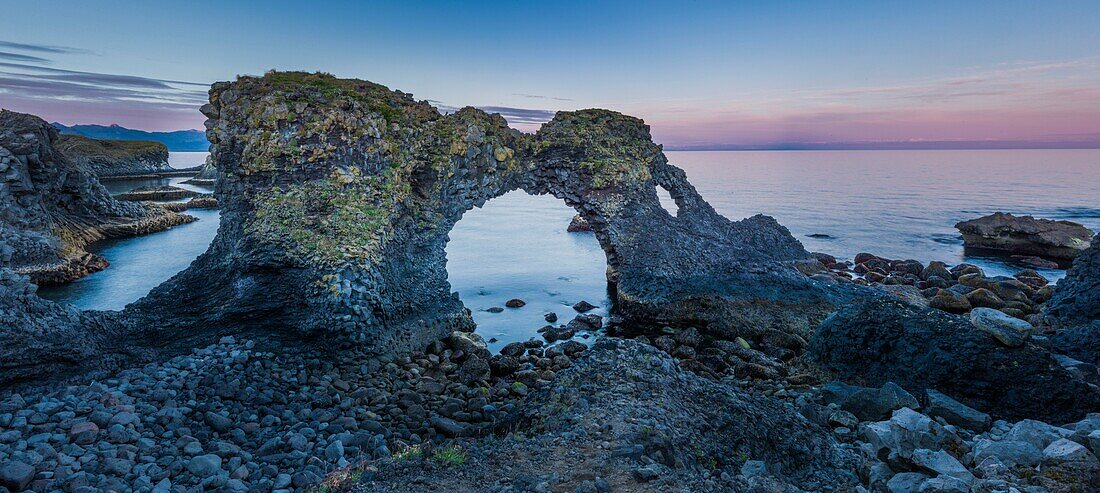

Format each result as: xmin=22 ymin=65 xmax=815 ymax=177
xmin=0 ymin=110 xmax=195 ymax=286
xmin=955 ymin=212 xmax=1093 ymax=260
xmin=809 ymin=297 xmax=1100 ymax=423
xmin=55 ymin=133 xmax=173 ymax=178
xmin=1046 ymin=235 xmax=1100 ymax=364
xmin=107 ymin=72 xmax=852 ymax=369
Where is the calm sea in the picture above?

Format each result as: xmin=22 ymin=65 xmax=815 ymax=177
xmin=39 ymin=149 xmax=1100 ymax=350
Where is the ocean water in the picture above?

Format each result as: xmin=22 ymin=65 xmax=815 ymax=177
xmin=39 ymin=150 xmax=1100 ymax=349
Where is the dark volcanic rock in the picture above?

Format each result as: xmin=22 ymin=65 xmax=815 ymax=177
xmin=55 ymin=133 xmax=173 ymax=178
xmin=1045 ymin=236 xmax=1100 ymax=364
xmin=0 ymin=110 xmax=195 ymax=287
xmin=809 ymin=297 xmax=1100 ymax=422
xmin=956 ymin=212 xmax=1093 ymax=260
xmin=1046 ymin=234 xmax=1100 ymax=328
xmin=115 ymin=185 xmax=200 ymax=201
xmin=358 ymin=338 xmax=860 ymax=492
xmin=566 ymin=213 xmax=592 ymax=232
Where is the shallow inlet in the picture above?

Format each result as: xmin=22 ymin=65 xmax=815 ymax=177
xmin=444 ymin=191 xmax=612 ymax=353
xmin=37 ymin=152 xmax=220 ymax=311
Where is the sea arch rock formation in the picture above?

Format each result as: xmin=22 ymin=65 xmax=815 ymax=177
xmin=125 ymin=72 xmax=846 ymax=356
xmin=1 ymin=72 xmax=851 ymax=386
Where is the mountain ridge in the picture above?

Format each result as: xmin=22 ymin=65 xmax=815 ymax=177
xmin=52 ymin=122 xmax=209 ymax=151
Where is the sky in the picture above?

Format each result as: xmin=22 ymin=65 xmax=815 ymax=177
xmin=2 ymin=0 xmax=1100 ymax=149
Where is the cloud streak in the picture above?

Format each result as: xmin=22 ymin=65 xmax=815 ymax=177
xmin=0 ymin=51 xmax=51 ymax=63
xmin=0 ymin=40 xmax=95 ymax=55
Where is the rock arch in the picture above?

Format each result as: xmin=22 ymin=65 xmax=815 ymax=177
xmin=2 ymin=72 xmax=853 ymax=386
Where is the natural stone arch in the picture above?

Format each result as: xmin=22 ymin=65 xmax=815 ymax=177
xmin=1 ymin=72 xmax=856 ymax=387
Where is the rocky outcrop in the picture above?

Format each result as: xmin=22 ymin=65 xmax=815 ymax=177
xmin=115 ymin=185 xmax=200 ymax=201
xmin=181 ymin=155 xmax=218 ymax=186
xmin=159 ymin=196 xmax=219 ymax=212
xmin=1045 ymin=235 xmax=1100 ymax=364
xmin=566 ymin=213 xmax=591 ymax=232
xmin=1046 ymin=234 xmax=1100 ymax=328
xmin=0 ymin=110 xmax=196 ymax=286
xmin=95 ymin=71 xmax=852 ymax=371
xmin=809 ymin=297 xmax=1100 ymax=423
xmin=55 ymin=133 xmax=173 ymax=178
xmin=955 ymin=212 xmax=1093 ymax=260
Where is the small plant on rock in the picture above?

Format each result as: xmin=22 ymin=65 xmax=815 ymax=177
xmin=432 ymin=445 xmax=467 ymax=467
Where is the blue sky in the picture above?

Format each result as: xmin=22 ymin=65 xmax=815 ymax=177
xmin=3 ymin=1 xmax=1100 ymax=148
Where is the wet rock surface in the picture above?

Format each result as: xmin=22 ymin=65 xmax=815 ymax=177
xmin=956 ymin=212 xmax=1093 ymax=260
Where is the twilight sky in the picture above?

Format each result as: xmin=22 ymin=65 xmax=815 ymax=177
xmin=3 ymin=0 xmax=1100 ymax=148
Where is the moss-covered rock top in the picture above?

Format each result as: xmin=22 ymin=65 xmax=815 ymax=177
xmin=56 ymin=134 xmax=167 ymax=160
xmin=534 ymin=109 xmax=659 ymax=188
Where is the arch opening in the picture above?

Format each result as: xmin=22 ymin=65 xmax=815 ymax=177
xmin=445 ymin=190 xmax=612 ymax=353
xmin=655 ymin=184 xmax=679 ymax=216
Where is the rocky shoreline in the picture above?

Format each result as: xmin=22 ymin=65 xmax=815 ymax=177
xmin=2 ymin=72 xmax=1099 ymax=493
xmin=1 ymin=110 xmax=198 ymax=286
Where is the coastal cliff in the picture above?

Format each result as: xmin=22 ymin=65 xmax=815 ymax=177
xmin=0 ymin=110 xmax=195 ymax=285
xmin=55 ymin=133 xmax=174 ymax=178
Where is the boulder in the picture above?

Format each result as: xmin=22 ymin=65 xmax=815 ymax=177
xmin=1049 ymin=235 xmax=1100 ymax=325
xmin=820 ymin=381 xmax=920 ymax=421
xmin=927 ymin=289 xmax=970 ymax=314
xmin=969 ymin=307 xmax=1031 ymax=347
xmin=566 ymin=214 xmax=592 ymax=232
xmin=955 ymin=212 xmax=1093 ymax=260
xmin=925 ymin=389 xmax=991 ymax=432
xmin=809 ymin=297 xmax=1100 ymax=422
xmin=973 ymin=439 xmax=1042 ymax=467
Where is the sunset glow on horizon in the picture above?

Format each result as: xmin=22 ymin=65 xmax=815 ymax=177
xmin=3 ymin=1 xmax=1099 ymax=149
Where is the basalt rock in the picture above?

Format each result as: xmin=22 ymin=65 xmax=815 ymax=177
xmin=115 ymin=185 xmax=200 ymax=201
xmin=809 ymin=297 xmax=1100 ymax=423
xmin=55 ymin=133 xmax=173 ymax=178
xmin=1045 ymin=235 xmax=1100 ymax=364
xmin=0 ymin=110 xmax=195 ymax=287
xmin=955 ymin=212 xmax=1093 ymax=260
xmin=87 ymin=71 xmax=854 ymax=372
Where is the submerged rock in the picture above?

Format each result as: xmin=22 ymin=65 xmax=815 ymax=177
xmin=955 ymin=212 xmax=1093 ymax=260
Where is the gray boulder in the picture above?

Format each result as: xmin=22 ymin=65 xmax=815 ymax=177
xmin=972 ymin=439 xmax=1042 ymax=467
xmin=925 ymin=389 xmax=991 ymax=432
xmin=969 ymin=308 xmax=1031 ymax=347
xmin=820 ymin=381 xmax=920 ymax=421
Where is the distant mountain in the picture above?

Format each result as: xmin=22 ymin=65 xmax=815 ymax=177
xmin=52 ymin=123 xmax=209 ymax=152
